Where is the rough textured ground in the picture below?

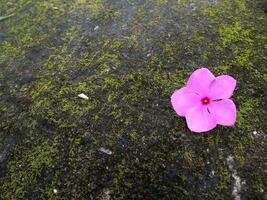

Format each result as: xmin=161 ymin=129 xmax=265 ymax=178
xmin=0 ymin=0 xmax=266 ymax=199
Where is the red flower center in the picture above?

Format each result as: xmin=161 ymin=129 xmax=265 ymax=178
xmin=201 ymin=97 xmax=210 ymax=105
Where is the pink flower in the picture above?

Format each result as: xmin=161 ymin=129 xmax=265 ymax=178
xmin=171 ymin=68 xmax=237 ymax=133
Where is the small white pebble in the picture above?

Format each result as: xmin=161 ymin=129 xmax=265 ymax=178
xmin=53 ymin=7 xmax=59 ymax=10
xmin=102 ymin=189 xmax=111 ymax=200
xmin=253 ymin=131 xmax=257 ymax=135
xmin=211 ymin=170 xmax=215 ymax=176
xmin=53 ymin=189 xmax=58 ymax=194
xmin=78 ymin=93 xmax=89 ymax=100
xmin=168 ymin=33 xmax=171 ymax=37
xmin=94 ymin=25 xmax=99 ymax=31
xmin=99 ymin=148 xmax=113 ymax=155
xmin=146 ymin=53 xmax=151 ymax=57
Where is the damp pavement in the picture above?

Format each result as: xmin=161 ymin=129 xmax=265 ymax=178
xmin=0 ymin=0 xmax=266 ymax=199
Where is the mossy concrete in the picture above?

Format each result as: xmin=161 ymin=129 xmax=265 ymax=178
xmin=0 ymin=0 xmax=266 ymax=199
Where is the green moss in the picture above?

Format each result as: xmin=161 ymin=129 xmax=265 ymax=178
xmin=1 ymin=139 xmax=59 ymax=199
xmin=29 ymin=76 xmax=98 ymax=128
xmin=236 ymin=97 xmax=260 ymax=130
xmin=154 ymin=0 xmax=168 ymax=5
xmin=219 ymin=22 xmax=253 ymax=48
xmin=218 ymin=22 xmax=254 ymax=68
xmin=71 ymin=0 xmax=121 ymax=21
xmin=183 ymin=149 xmax=193 ymax=166
xmin=231 ymin=48 xmax=253 ymax=67
xmin=213 ymin=66 xmax=231 ymax=74
xmin=203 ymin=0 xmax=246 ymax=19
xmin=0 ymin=42 xmax=22 ymax=61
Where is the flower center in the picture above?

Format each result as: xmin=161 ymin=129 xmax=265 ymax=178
xmin=201 ymin=97 xmax=210 ymax=105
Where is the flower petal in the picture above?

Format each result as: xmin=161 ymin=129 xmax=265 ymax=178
xmin=209 ymin=75 xmax=236 ymax=100
xmin=208 ymin=99 xmax=237 ymax=126
xmin=185 ymin=105 xmax=217 ymax=133
xmin=171 ymin=87 xmax=200 ymax=117
xmin=187 ymin=68 xmax=215 ymax=96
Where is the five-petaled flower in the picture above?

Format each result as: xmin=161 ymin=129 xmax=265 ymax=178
xmin=171 ymin=68 xmax=237 ymax=133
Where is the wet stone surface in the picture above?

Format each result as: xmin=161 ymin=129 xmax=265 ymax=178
xmin=0 ymin=0 xmax=266 ymax=199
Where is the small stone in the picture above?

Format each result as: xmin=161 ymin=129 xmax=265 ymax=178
xmin=102 ymin=189 xmax=111 ymax=200
xmin=253 ymin=131 xmax=257 ymax=135
xmin=53 ymin=7 xmax=59 ymax=10
xmin=53 ymin=189 xmax=58 ymax=194
xmin=94 ymin=25 xmax=99 ymax=31
xmin=190 ymin=3 xmax=197 ymax=10
xmin=78 ymin=93 xmax=89 ymax=100
xmin=99 ymin=147 xmax=113 ymax=155
xmin=146 ymin=53 xmax=151 ymax=57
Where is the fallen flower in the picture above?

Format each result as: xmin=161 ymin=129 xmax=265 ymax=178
xmin=171 ymin=68 xmax=237 ymax=133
